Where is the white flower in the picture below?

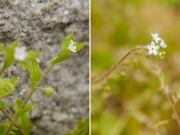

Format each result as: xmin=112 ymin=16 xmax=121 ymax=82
xmin=68 ymin=40 xmax=76 ymax=52
xmin=151 ymin=33 xmax=161 ymax=43
xmin=147 ymin=41 xmax=159 ymax=55
xmin=14 ymin=46 xmax=27 ymax=61
xmin=160 ymin=40 xmax=167 ymax=48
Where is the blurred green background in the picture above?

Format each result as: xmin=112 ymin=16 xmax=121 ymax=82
xmin=91 ymin=0 xmax=180 ymax=135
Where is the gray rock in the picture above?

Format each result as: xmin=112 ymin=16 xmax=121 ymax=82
xmin=52 ymin=111 xmax=70 ymax=122
xmin=0 ymin=0 xmax=89 ymax=134
xmin=31 ymin=107 xmax=42 ymax=119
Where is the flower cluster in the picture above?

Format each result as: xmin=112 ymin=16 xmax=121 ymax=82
xmin=146 ymin=33 xmax=167 ymax=60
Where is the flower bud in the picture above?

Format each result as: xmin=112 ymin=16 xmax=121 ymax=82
xmin=133 ymin=58 xmax=138 ymax=65
xmin=104 ymin=85 xmax=111 ymax=92
xmin=120 ymin=71 xmax=126 ymax=78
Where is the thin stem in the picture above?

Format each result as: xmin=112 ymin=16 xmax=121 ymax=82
xmin=164 ymin=87 xmax=180 ymax=128
xmin=0 ymin=64 xmax=6 ymax=76
xmin=156 ymin=68 xmax=180 ymax=128
xmin=0 ymin=64 xmax=24 ymax=135
xmin=4 ymin=120 xmax=15 ymax=135
xmin=1 ymin=110 xmax=24 ymax=135
xmin=21 ymin=64 xmax=52 ymax=108
xmin=1 ymin=110 xmax=11 ymax=121
xmin=4 ymin=64 xmax=52 ymax=135
xmin=92 ymin=46 xmax=144 ymax=84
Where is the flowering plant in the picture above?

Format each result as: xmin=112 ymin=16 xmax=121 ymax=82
xmin=92 ymin=33 xmax=167 ymax=85
xmin=0 ymin=33 xmax=85 ymax=135
xmin=91 ymin=33 xmax=180 ymax=134
xmin=147 ymin=33 xmax=167 ymax=60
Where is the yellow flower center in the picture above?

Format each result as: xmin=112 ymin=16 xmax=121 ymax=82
xmin=151 ymin=47 xmax=155 ymax=51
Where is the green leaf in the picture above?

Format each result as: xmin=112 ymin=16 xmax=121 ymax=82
xmin=38 ymin=87 xmax=56 ymax=96
xmin=14 ymin=99 xmax=35 ymax=135
xmin=0 ymin=78 xmax=15 ymax=98
xmin=19 ymin=61 xmax=29 ymax=69
xmin=19 ymin=51 xmax=41 ymax=70
xmin=4 ymin=40 xmax=19 ymax=68
xmin=0 ymin=100 xmax=7 ymax=110
xmin=74 ymin=43 xmax=85 ymax=52
xmin=0 ymin=43 xmax=6 ymax=54
xmin=0 ymin=122 xmax=18 ymax=135
xmin=61 ymin=33 xmax=74 ymax=52
xmin=7 ymin=77 xmax=19 ymax=88
xmin=67 ymin=118 xmax=89 ymax=135
xmin=29 ymin=58 xmax=41 ymax=89
xmin=14 ymin=104 xmax=35 ymax=120
xmin=0 ymin=100 xmax=12 ymax=116
xmin=50 ymin=49 xmax=71 ymax=67
xmin=27 ymin=50 xmax=41 ymax=59
xmin=0 ymin=77 xmax=19 ymax=99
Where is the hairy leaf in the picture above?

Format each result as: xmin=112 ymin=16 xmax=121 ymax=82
xmin=0 ymin=78 xmax=15 ymax=98
xmin=27 ymin=50 xmax=41 ymax=59
xmin=29 ymin=58 xmax=41 ymax=89
xmin=67 ymin=118 xmax=89 ymax=135
xmin=50 ymin=49 xmax=71 ymax=67
xmin=4 ymin=40 xmax=19 ymax=68
xmin=74 ymin=43 xmax=85 ymax=52
xmin=61 ymin=33 xmax=74 ymax=52
xmin=14 ymin=99 xmax=35 ymax=135
xmin=0 ymin=100 xmax=7 ymax=110
xmin=14 ymin=104 xmax=35 ymax=120
xmin=0 ymin=122 xmax=18 ymax=135
xmin=7 ymin=77 xmax=19 ymax=88
xmin=0 ymin=43 xmax=6 ymax=54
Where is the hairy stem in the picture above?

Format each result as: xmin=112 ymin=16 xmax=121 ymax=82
xmin=4 ymin=64 xmax=52 ymax=135
xmin=1 ymin=110 xmax=24 ymax=135
xmin=0 ymin=65 xmax=24 ymax=135
xmin=157 ymin=69 xmax=180 ymax=128
xmin=4 ymin=120 xmax=15 ymax=135
xmin=21 ymin=64 xmax=52 ymax=108
xmin=92 ymin=46 xmax=144 ymax=84
xmin=164 ymin=87 xmax=180 ymax=128
xmin=0 ymin=65 xmax=6 ymax=76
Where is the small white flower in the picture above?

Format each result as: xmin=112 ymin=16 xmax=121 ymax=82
xmin=14 ymin=46 xmax=27 ymax=61
xmin=151 ymin=33 xmax=161 ymax=43
xmin=160 ymin=40 xmax=167 ymax=48
xmin=147 ymin=41 xmax=159 ymax=55
xmin=68 ymin=40 xmax=76 ymax=52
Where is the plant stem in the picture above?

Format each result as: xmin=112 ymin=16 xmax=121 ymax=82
xmin=1 ymin=110 xmax=24 ymax=135
xmin=164 ymin=87 xmax=180 ymax=128
xmin=0 ymin=64 xmax=6 ymax=76
xmin=4 ymin=120 xmax=15 ymax=135
xmin=21 ymin=64 xmax=52 ymax=108
xmin=157 ymin=69 xmax=180 ymax=128
xmin=92 ymin=46 xmax=143 ymax=84
xmin=4 ymin=64 xmax=52 ymax=135
xmin=0 ymin=64 xmax=24 ymax=135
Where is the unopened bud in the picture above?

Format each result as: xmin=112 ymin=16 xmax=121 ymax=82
xmin=133 ymin=58 xmax=138 ymax=65
xmin=104 ymin=85 xmax=111 ymax=92
xmin=120 ymin=71 xmax=126 ymax=78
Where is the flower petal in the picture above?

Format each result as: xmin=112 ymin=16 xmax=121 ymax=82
xmin=148 ymin=50 xmax=152 ymax=55
xmin=147 ymin=45 xmax=150 ymax=49
xmin=155 ymin=46 xmax=159 ymax=50
xmin=153 ymin=51 xmax=158 ymax=55
xmin=155 ymin=33 xmax=158 ymax=37
xmin=151 ymin=41 xmax=155 ymax=46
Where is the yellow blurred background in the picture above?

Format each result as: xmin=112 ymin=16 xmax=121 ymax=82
xmin=91 ymin=0 xmax=180 ymax=134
